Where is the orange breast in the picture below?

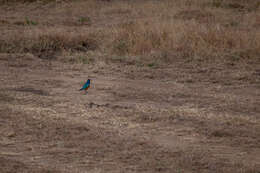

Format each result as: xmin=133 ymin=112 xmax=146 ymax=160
xmin=85 ymin=86 xmax=90 ymax=90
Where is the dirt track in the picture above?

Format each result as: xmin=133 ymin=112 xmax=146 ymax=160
xmin=0 ymin=53 xmax=259 ymax=173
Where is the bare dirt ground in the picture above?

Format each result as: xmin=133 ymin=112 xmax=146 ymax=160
xmin=0 ymin=0 xmax=260 ymax=173
xmin=1 ymin=53 xmax=259 ymax=173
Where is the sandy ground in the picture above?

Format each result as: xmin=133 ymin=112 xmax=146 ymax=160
xmin=0 ymin=52 xmax=259 ymax=173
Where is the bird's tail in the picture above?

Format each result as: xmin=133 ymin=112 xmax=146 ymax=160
xmin=79 ymin=88 xmax=84 ymax=91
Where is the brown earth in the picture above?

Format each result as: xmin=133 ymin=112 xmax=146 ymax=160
xmin=0 ymin=0 xmax=260 ymax=173
xmin=1 ymin=52 xmax=259 ymax=173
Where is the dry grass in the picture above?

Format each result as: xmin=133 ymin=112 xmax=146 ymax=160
xmin=0 ymin=0 xmax=259 ymax=63
xmin=0 ymin=0 xmax=58 ymax=4
xmin=105 ymin=0 xmax=260 ymax=60
xmin=109 ymin=20 xmax=260 ymax=60
xmin=0 ymin=28 xmax=98 ymax=58
xmin=1 ymin=1 xmax=259 ymax=173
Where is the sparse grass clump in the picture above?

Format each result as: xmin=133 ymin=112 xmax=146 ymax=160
xmin=0 ymin=29 xmax=98 ymax=58
xmin=111 ymin=21 xmax=170 ymax=55
xmin=67 ymin=54 xmax=95 ymax=64
xmin=0 ymin=0 xmax=59 ymax=4
xmin=25 ymin=17 xmax=38 ymax=26
xmin=210 ymin=0 xmax=260 ymax=11
xmin=77 ymin=16 xmax=91 ymax=26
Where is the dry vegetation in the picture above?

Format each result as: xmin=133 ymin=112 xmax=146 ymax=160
xmin=0 ymin=0 xmax=259 ymax=61
xmin=0 ymin=0 xmax=259 ymax=172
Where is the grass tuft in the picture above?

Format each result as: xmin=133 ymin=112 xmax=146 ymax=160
xmin=0 ymin=30 xmax=98 ymax=58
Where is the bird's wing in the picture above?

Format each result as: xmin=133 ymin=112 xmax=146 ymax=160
xmin=83 ymin=82 xmax=89 ymax=88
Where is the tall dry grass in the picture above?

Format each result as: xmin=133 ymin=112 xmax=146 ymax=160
xmin=0 ymin=28 xmax=98 ymax=56
xmin=0 ymin=0 xmax=259 ymax=62
xmin=109 ymin=20 xmax=260 ymax=60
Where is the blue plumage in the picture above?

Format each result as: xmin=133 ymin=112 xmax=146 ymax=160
xmin=80 ymin=79 xmax=90 ymax=91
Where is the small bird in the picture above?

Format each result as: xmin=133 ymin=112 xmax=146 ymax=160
xmin=79 ymin=79 xmax=90 ymax=94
